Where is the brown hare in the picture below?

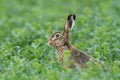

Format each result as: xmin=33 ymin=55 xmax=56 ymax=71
xmin=48 ymin=14 xmax=104 ymax=68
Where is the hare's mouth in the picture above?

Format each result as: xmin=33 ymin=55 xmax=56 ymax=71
xmin=47 ymin=40 xmax=51 ymax=46
xmin=47 ymin=40 xmax=55 ymax=46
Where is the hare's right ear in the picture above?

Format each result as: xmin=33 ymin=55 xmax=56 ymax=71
xmin=64 ymin=14 xmax=76 ymax=32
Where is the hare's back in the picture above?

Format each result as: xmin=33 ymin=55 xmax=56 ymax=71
xmin=71 ymin=48 xmax=90 ymax=65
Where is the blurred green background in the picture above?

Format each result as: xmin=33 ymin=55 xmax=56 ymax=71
xmin=0 ymin=0 xmax=120 ymax=80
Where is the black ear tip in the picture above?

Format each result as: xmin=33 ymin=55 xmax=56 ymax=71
xmin=73 ymin=14 xmax=76 ymax=20
xmin=67 ymin=14 xmax=72 ymax=20
xmin=67 ymin=14 xmax=76 ymax=20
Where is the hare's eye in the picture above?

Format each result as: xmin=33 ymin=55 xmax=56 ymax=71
xmin=56 ymin=34 xmax=59 ymax=38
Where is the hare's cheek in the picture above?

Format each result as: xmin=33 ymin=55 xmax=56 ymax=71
xmin=55 ymin=41 xmax=60 ymax=46
xmin=56 ymin=40 xmax=64 ymax=46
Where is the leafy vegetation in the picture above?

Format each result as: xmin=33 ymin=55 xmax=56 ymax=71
xmin=0 ymin=0 xmax=120 ymax=80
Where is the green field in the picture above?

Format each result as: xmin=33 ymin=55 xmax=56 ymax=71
xmin=0 ymin=0 xmax=120 ymax=80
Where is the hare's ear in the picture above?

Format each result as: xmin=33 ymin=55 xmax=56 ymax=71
xmin=64 ymin=14 xmax=76 ymax=32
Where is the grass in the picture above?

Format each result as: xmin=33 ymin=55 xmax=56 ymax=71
xmin=0 ymin=0 xmax=120 ymax=80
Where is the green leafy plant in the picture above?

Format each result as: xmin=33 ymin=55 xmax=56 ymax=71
xmin=0 ymin=0 xmax=120 ymax=80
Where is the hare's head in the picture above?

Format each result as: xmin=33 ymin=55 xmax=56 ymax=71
xmin=48 ymin=14 xmax=76 ymax=47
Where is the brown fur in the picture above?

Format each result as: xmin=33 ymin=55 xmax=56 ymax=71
xmin=48 ymin=14 xmax=104 ymax=68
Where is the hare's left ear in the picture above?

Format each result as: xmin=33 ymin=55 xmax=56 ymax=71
xmin=64 ymin=14 xmax=76 ymax=32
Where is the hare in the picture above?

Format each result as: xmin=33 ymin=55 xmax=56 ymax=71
xmin=48 ymin=14 xmax=103 ymax=68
